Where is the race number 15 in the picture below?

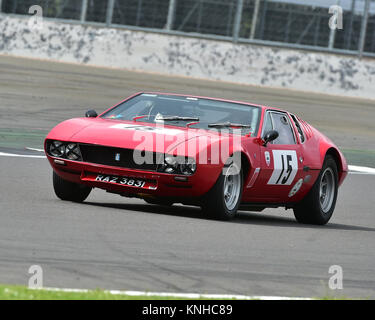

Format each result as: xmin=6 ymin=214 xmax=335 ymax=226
xmin=267 ymin=150 xmax=298 ymax=185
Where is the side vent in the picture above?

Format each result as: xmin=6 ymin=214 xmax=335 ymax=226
xmin=297 ymin=117 xmax=313 ymax=140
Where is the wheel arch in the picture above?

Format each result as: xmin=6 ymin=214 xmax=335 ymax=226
xmin=231 ymin=151 xmax=251 ymax=188
xmin=325 ymin=147 xmax=345 ymax=184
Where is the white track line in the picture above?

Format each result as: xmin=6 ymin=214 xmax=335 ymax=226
xmin=0 ymin=151 xmax=46 ymax=159
xmin=25 ymin=147 xmax=45 ymax=152
xmin=0 ymin=151 xmax=374 ymax=175
xmin=31 ymin=287 xmax=311 ymax=300
xmin=348 ymin=165 xmax=375 ymax=175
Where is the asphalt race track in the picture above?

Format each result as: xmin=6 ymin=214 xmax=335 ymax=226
xmin=0 ymin=55 xmax=374 ymax=298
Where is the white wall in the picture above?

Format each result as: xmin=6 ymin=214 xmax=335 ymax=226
xmin=1 ymin=14 xmax=375 ymax=99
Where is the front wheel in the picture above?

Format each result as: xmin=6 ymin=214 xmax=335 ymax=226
xmin=202 ymin=161 xmax=243 ymax=220
xmin=293 ymin=155 xmax=338 ymax=225
xmin=53 ymin=171 xmax=92 ymax=203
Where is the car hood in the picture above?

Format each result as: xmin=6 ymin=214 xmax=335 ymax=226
xmin=46 ymin=117 xmax=235 ymax=156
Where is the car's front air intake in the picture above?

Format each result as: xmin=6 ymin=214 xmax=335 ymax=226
xmin=79 ymin=144 xmax=160 ymax=172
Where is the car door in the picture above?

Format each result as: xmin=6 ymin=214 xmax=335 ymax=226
xmin=250 ymin=110 xmax=304 ymax=202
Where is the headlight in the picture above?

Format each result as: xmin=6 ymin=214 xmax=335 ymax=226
xmin=47 ymin=140 xmax=82 ymax=161
xmin=65 ymin=143 xmax=82 ymax=160
xmin=158 ymin=156 xmax=196 ymax=175
xmin=49 ymin=141 xmax=65 ymax=157
xmin=165 ymin=156 xmax=178 ymax=166
xmin=179 ymin=159 xmax=196 ymax=175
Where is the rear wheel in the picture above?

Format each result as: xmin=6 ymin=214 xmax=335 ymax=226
xmin=202 ymin=161 xmax=243 ymax=220
xmin=293 ymin=155 xmax=338 ymax=225
xmin=53 ymin=171 xmax=92 ymax=203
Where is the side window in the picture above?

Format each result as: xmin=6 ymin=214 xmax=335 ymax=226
xmin=290 ymin=114 xmax=305 ymax=143
xmin=270 ymin=112 xmax=296 ymax=145
xmin=262 ymin=111 xmax=273 ymax=135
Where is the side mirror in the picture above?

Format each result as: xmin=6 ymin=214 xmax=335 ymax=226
xmin=263 ymin=130 xmax=279 ymax=146
xmin=85 ymin=109 xmax=98 ymax=118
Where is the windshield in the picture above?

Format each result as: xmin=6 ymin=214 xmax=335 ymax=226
xmin=101 ymin=93 xmax=261 ymax=136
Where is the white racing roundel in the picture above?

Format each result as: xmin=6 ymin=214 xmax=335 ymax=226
xmin=110 ymin=123 xmax=183 ymax=136
xmin=289 ymin=178 xmax=303 ymax=197
xmin=267 ymin=150 xmax=298 ymax=186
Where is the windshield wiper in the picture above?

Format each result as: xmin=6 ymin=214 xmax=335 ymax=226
xmin=133 ymin=115 xmax=149 ymax=122
xmin=157 ymin=116 xmax=200 ymax=122
xmin=208 ymin=122 xmax=252 ymax=129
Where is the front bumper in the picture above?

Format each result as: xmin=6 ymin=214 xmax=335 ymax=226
xmin=47 ymin=156 xmax=221 ymax=198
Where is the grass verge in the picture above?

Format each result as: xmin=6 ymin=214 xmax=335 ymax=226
xmin=0 ymin=285 xmax=361 ymax=300
xmin=0 ymin=285 xmax=219 ymax=300
xmin=342 ymin=149 xmax=375 ymax=168
xmin=0 ymin=128 xmax=48 ymax=149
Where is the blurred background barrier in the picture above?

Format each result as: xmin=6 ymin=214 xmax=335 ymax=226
xmin=0 ymin=1 xmax=375 ymax=98
xmin=1 ymin=12 xmax=375 ymax=99
xmin=1 ymin=0 xmax=375 ymax=57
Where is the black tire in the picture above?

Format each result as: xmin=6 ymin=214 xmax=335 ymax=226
xmin=293 ymin=155 xmax=338 ymax=225
xmin=144 ymin=198 xmax=174 ymax=206
xmin=53 ymin=171 xmax=92 ymax=203
xmin=201 ymin=161 xmax=243 ymax=220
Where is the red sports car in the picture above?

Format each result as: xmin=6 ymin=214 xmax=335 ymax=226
xmin=45 ymin=92 xmax=348 ymax=225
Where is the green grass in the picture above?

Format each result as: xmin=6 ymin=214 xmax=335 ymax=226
xmin=0 ymin=285 xmax=365 ymax=300
xmin=0 ymin=128 xmax=48 ymax=149
xmin=318 ymin=295 xmax=356 ymax=300
xmin=0 ymin=285 xmax=202 ymax=300
xmin=342 ymin=148 xmax=375 ymax=168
